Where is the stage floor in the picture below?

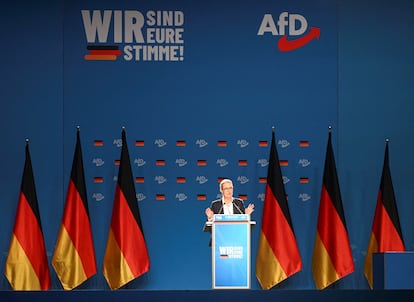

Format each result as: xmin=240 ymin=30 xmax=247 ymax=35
xmin=1 ymin=290 xmax=413 ymax=302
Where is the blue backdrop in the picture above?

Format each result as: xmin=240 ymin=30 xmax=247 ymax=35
xmin=0 ymin=0 xmax=413 ymax=291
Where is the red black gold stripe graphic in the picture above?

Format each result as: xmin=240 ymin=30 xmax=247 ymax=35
xmin=176 ymin=177 xmax=186 ymax=183
xmin=94 ymin=177 xmax=104 ymax=183
xmin=156 ymin=194 xmax=166 ymax=201
xmin=279 ymin=160 xmax=288 ymax=166
xmin=85 ymin=45 xmax=122 ymax=61
xmin=197 ymin=160 xmax=207 ymax=166
xmin=238 ymin=160 xmax=248 ymax=166
xmin=135 ymin=177 xmax=145 ymax=183
xmin=156 ymin=160 xmax=166 ymax=166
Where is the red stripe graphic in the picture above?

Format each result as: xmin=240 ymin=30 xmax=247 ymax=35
xmin=279 ymin=160 xmax=288 ymax=166
xmin=89 ymin=50 xmax=122 ymax=56
xmin=176 ymin=140 xmax=186 ymax=146
xmin=135 ymin=177 xmax=145 ymax=183
xmin=197 ymin=160 xmax=207 ymax=166
xmin=94 ymin=177 xmax=104 ymax=183
xmin=156 ymin=194 xmax=166 ymax=200
xmin=176 ymin=177 xmax=186 ymax=183
xmin=156 ymin=160 xmax=166 ymax=166
xmin=278 ymin=27 xmax=320 ymax=52
xmin=238 ymin=160 xmax=248 ymax=166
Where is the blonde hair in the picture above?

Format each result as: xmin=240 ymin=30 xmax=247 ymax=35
xmin=219 ymin=179 xmax=233 ymax=191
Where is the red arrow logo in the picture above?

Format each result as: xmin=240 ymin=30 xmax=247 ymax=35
xmin=277 ymin=27 xmax=320 ymax=52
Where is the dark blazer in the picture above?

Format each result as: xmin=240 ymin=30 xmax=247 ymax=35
xmin=210 ymin=198 xmax=246 ymax=215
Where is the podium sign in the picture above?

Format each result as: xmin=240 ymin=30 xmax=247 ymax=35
xmin=212 ymin=214 xmax=251 ymax=289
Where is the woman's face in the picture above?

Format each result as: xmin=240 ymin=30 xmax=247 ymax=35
xmin=221 ymin=181 xmax=233 ymax=199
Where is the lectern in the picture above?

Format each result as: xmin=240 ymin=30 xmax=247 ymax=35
xmin=204 ymin=214 xmax=255 ymax=289
xmin=373 ymin=252 xmax=414 ymax=289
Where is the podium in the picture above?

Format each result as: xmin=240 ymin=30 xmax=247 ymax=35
xmin=373 ymin=252 xmax=414 ymax=289
xmin=204 ymin=214 xmax=255 ymax=289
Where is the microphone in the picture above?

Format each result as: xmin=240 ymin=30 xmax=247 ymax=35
xmin=232 ymin=199 xmax=244 ymax=214
xmin=217 ymin=202 xmax=224 ymax=215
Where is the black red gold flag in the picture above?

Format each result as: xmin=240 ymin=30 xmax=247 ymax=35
xmin=312 ymin=129 xmax=354 ymax=289
xmin=256 ymin=129 xmax=302 ymax=290
xmin=364 ymin=140 xmax=405 ymax=288
xmin=52 ymin=128 xmax=97 ymax=289
xmin=103 ymin=128 xmax=150 ymax=289
xmin=5 ymin=140 xmax=51 ymax=290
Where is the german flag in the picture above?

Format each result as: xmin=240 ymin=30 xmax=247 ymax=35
xmin=312 ymin=129 xmax=354 ymax=289
xmin=364 ymin=140 xmax=405 ymax=289
xmin=52 ymin=128 xmax=97 ymax=290
xmin=84 ymin=45 xmax=122 ymax=61
xmin=176 ymin=140 xmax=186 ymax=147
xmin=256 ymin=129 xmax=302 ymax=290
xmin=5 ymin=140 xmax=51 ymax=290
xmin=103 ymin=128 xmax=150 ymax=289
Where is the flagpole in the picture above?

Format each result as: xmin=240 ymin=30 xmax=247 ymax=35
xmin=327 ymin=125 xmax=338 ymax=291
xmin=120 ymin=125 xmax=128 ymax=290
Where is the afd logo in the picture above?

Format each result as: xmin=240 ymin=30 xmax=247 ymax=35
xmin=257 ymin=12 xmax=320 ymax=52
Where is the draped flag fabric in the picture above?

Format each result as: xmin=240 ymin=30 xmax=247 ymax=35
xmin=364 ymin=141 xmax=405 ymax=289
xmin=255 ymin=129 xmax=302 ymax=290
xmin=103 ymin=128 xmax=150 ymax=289
xmin=5 ymin=141 xmax=51 ymax=290
xmin=52 ymin=128 xmax=97 ymax=290
xmin=312 ymin=130 xmax=354 ymax=289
